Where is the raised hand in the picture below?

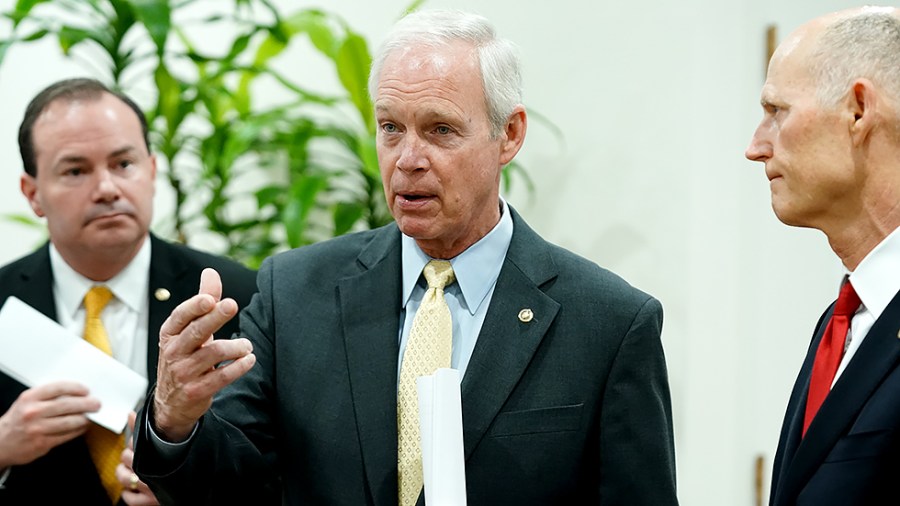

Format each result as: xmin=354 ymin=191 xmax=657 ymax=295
xmin=152 ymin=268 xmax=256 ymax=442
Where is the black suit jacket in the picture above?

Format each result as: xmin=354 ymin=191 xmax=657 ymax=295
xmin=770 ymin=289 xmax=900 ymax=505
xmin=135 ymin=209 xmax=678 ymax=505
xmin=0 ymin=234 xmax=257 ymax=505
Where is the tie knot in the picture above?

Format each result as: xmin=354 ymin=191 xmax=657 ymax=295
xmin=834 ymin=280 xmax=861 ymax=317
xmin=84 ymin=286 xmax=114 ymax=318
xmin=423 ymin=260 xmax=455 ymax=290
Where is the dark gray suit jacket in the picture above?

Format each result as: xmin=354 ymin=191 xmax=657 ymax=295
xmin=135 ymin=210 xmax=677 ymax=505
xmin=770 ymin=289 xmax=900 ymax=505
xmin=0 ymin=234 xmax=257 ymax=505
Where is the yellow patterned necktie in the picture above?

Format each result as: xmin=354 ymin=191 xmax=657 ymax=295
xmin=398 ymin=260 xmax=456 ymax=506
xmin=82 ymin=285 xmax=125 ymax=503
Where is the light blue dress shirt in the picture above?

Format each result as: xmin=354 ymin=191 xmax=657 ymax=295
xmin=397 ymin=198 xmax=514 ymax=380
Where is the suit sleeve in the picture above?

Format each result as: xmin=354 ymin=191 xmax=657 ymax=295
xmin=598 ymin=296 xmax=678 ymax=505
xmin=133 ymin=258 xmax=280 ymax=505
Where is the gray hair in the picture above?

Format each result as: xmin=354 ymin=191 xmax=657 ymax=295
xmin=812 ymin=9 xmax=900 ymax=107
xmin=367 ymin=9 xmax=522 ymax=138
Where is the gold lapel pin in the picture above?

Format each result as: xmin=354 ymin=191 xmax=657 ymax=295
xmin=518 ymin=308 xmax=533 ymax=323
xmin=154 ymin=288 xmax=171 ymax=302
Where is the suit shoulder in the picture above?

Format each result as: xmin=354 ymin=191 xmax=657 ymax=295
xmin=267 ymin=225 xmax=393 ymax=271
xmin=0 ymin=254 xmax=34 ymax=280
xmin=543 ymin=241 xmax=659 ymax=310
xmin=0 ymin=248 xmax=46 ymax=287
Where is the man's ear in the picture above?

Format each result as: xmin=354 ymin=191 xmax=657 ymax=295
xmin=849 ymin=78 xmax=879 ymax=146
xmin=499 ymin=105 xmax=527 ymax=166
xmin=20 ymin=173 xmax=44 ymax=218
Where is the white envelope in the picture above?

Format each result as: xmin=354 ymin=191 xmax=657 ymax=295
xmin=0 ymin=296 xmax=147 ymax=433
xmin=417 ymin=367 xmax=467 ymax=506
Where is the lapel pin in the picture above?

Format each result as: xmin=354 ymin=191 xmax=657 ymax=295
xmin=518 ymin=308 xmax=533 ymax=323
xmin=154 ymin=288 xmax=171 ymax=302
xmin=896 ymin=329 xmax=900 ymax=339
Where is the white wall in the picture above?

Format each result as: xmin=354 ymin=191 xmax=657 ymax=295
xmin=0 ymin=0 xmax=874 ymax=504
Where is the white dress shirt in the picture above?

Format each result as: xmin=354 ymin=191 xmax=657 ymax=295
xmin=836 ymin=225 xmax=900 ymax=384
xmin=49 ymin=239 xmax=151 ymax=380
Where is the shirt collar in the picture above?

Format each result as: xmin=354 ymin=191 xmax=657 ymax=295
xmin=847 ymin=225 xmax=900 ymax=319
xmin=49 ymin=236 xmax=152 ymax=317
xmin=401 ymin=198 xmax=513 ymax=315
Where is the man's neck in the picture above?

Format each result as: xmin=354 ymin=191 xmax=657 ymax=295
xmin=54 ymin=235 xmax=149 ymax=281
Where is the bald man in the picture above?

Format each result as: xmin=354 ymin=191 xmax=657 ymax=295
xmin=746 ymin=7 xmax=900 ymax=505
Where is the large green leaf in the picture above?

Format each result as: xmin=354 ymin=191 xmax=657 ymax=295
xmin=10 ymin=0 xmax=53 ymax=27
xmin=335 ymin=32 xmax=372 ymax=131
xmin=333 ymin=202 xmax=364 ymax=236
xmin=130 ymin=0 xmax=171 ymax=56
xmin=0 ymin=39 xmax=10 ymax=68
xmin=283 ymin=174 xmax=327 ymax=247
xmin=154 ymin=64 xmax=182 ymax=132
xmin=58 ymin=26 xmax=102 ymax=55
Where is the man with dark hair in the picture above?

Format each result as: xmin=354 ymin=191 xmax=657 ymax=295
xmin=0 ymin=78 xmax=258 ymax=505
xmin=746 ymin=6 xmax=900 ymax=505
xmin=134 ymin=10 xmax=677 ymax=506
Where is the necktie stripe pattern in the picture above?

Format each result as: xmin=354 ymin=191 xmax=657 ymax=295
xmin=82 ymin=285 xmax=126 ymax=502
xmin=803 ymin=280 xmax=861 ymax=436
xmin=397 ymin=260 xmax=455 ymax=506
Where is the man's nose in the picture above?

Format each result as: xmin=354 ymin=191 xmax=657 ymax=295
xmin=92 ymin=168 xmax=122 ymax=201
xmin=395 ymin=134 xmax=429 ymax=172
xmin=745 ymin=125 xmax=772 ymax=162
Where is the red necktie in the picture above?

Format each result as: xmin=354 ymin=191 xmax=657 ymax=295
xmin=803 ymin=280 xmax=861 ymax=436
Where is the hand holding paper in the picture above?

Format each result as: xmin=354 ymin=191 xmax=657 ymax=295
xmin=0 ymin=380 xmax=98 ymax=468
xmin=0 ymin=296 xmax=147 ymax=434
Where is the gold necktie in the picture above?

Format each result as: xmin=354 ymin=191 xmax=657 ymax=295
xmin=398 ymin=260 xmax=455 ymax=506
xmin=82 ymin=285 xmax=125 ymax=503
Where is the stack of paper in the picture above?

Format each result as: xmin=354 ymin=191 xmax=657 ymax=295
xmin=417 ymin=367 xmax=468 ymax=506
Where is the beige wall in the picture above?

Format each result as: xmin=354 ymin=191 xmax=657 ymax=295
xmin=0 ymin=1 xmax=872 ymax=503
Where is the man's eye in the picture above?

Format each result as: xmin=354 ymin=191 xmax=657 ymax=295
xmin=117 ymin=160 xmax=134 ymax=170
xmin=382 ymin=123 xmax=398 ymax=133
xmin=63 ymin=168 xmax=83 ymax=177
xmin=435 ymin=125 xmax=452 ymax=135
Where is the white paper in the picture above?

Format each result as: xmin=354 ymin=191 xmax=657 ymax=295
xmin=417 ymin=368 xmax=467 ymax=506
xmin=0 ymin=296 xmax=147 ymax=433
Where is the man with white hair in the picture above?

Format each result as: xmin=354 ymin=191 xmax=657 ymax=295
xmin=746 ymin=6 xmax=900 ymax=505
xmin=134 ymin=10 xmax=678 ymax=505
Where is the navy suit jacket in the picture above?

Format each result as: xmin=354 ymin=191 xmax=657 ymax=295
xmin=0 ymin=235 xmax=257 ymax=505
xmin=135 ymin=209 xmax=677 ymax=505
xmin=770 ymin=290 xmax=900 ymax=505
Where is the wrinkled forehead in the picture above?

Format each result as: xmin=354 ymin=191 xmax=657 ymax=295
xmin=382 ymin=41 xmax=478 ymax=79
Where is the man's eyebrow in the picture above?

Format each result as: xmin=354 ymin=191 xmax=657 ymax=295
xmin=54 ymin=145 xmax=141 ymax=167
xmin=57 ymin=155 xmax=89 ymax=165
xmin=110 ymin=145 xmax=139 ymax=157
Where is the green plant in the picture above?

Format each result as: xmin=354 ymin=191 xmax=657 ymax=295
xmin=0 ymin=0 xmax=537 ymax=267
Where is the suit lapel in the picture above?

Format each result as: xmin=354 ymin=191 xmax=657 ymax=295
xmin=340 ymin=226 xmax=403 ymax=506
xmin=146 ymin=235 xmax=191 ymax=387
xmin=459 ymin=210 xmax=560 ymax=459
xmin=771 ymin=307 xmax=829 ymax=506
xmin=778 ymin=289 xmax=900 ymax=503
xmin=11 ymin=244 xmax=58 ymax=320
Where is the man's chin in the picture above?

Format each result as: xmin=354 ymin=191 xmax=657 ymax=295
xmin=771 ymin=204 xmax=814 ymax=229
xmin=84 ymin=228 xmax=148 ymax=251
